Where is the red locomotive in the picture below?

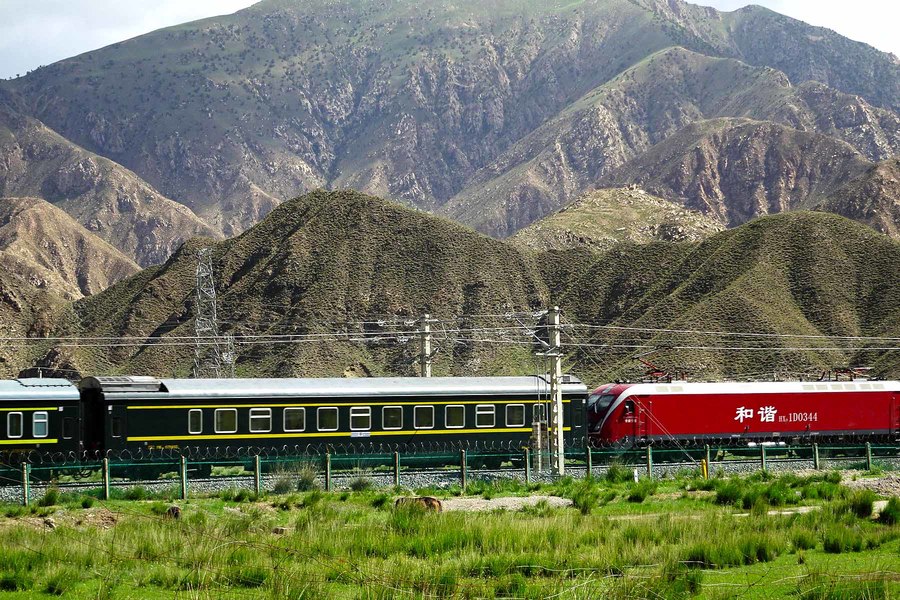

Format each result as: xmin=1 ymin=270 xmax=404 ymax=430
xmin=587 ymin=380 xmax=900 ymax=446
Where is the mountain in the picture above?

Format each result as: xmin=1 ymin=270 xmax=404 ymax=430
xmin=555 ymin=211 xmax=900 ymax=381
xmin=510 ymin=187 xmax=724 ymax=251
xmin=602 ymin=117 xmax=873 ymax=226
xmin=2 ymin=0 xmax=897 ymax=241
xmin=68 ymin=190 xmax=548 ymax=378
xmin=818 ymin=158 xmax=900 ymax=237
xmin=35 ymin=190 xmax=900 ymax=384
xmin=0 ymin=197 xmax=139 ymax=299
xmin=441 ymin=48 xmax=898 ymax=236
xmin=0 ymin=104 xmax=220 ymax=266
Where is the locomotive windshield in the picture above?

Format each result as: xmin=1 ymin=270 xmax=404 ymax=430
xmin=587 ymin=393 xmax=616 ymax=415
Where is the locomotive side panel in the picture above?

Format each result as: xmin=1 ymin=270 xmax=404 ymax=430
xmin=592 ymin=381 xmax=900 ymax=446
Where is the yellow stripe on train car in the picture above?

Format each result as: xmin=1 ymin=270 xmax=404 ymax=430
xmin=127 ymin=427 xmax=571 ymax=443
xmin=126 ymin=400 xmax=571 ymax=410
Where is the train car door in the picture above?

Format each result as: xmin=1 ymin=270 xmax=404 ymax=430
xmin=636 ymin=398 xmax=650 ymax=442
xmin=107 ymin=404 xmax=127 ymax=451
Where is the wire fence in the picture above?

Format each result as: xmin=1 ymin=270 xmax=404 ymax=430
xmin=1 ymin=442 xmax=897 ymax=506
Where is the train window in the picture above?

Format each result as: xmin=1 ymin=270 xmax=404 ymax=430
xmin=445 ymin=405 xmax=465 ymax=428
xmin=7 ymin=413 xmax=22 ymax=438
xmin=624 ymin=400 xmax=635 ymax=414
xmin=350 ymin=407 xmax=371 ymax=431
xmin=111 ymin=417 xmax=123 ymax=438
xmin=382 ymin=406 xmax=403 ymax=430
xmin=33 ymin=412 xmax=48 ymax=438
xmin=249 ymin=408 xmax=272 ymax=433
xmin=62 ymin=418 xmax=75 ymax=440
xmin=318 ymin=407 xmax=338 ymax=432
xmin=284 ymin=408 xmax=305 ymax=432
xmin=188 ymin=409 xmax=202 ymax=434
xmin=476 ymin=405 xmax=495 ymax=428
xmin=506 ymin=404 xmax=526 ymax=428
xmin=533 ymin=404 xmax=546 ymax=423
xmin=215 ymin=408 xmax=238 ymax=434
xmin=414 ymin=406 xmax=434 ymax=429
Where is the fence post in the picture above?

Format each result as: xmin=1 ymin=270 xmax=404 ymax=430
xmin=701 ymin=459 xmax=709 ymax=480
xmin=102 ymin=457 xmax=110 ymax=500
xmin=325 ymin=454 xmax=332 ymax=492
xmin=179 ymin=456 xmax=188 ymax=500
xmin=253 ymin=455 xmax=262 ymax=497
xmin=393 ymin=452 xmax=400 ymax=488
xmin=812 ymin=443 xmax=820 ymax=470
xmin=524 ymin=449 xmax=531 ymax=486
xmin=646 ymin=446 xmax=653 ymax=479
xmin=704 ymin=444 xmax=711 ymax=471
xmin=460 ymin=450 xmax=467 ymax=491
xmin=760 ymin=445 xmax=767 ymax=472
xmin=21 ymin=463 xmax=29 ymax=506
xmin=585 ymin=447 xmax=593 ymax=479
xmin=865 ymin=442 xmax=873 ymax=471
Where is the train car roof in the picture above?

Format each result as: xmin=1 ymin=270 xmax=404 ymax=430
xmin=602 ymin=380 xmax=900 ymax=396
xmin=0 ymin=378 xmax=79 ymax=401
xmin=79 ymin=375 xmax=587 ymax=399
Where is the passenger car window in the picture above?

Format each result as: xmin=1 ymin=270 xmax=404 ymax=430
xmin=284 ymin=408 xmax=305 ymax=432
xmin=188 ymin=409 xmax=202 ymax=434
xmin=215 ymin=408 xmax=238 ymax=434
xmin=382 ymin=406 xmax=403 ymax=430
xmin=445 ymin=405 xmax=465 ymax=428
xmin=506 ymin=404 xmax=525 ymax=427
xmin=317 ymin=407 xmax=338 ymax=432
xmin=414 ymin=405 xmax=434 ymax=429
xmin=249 ymin=408 xmax=272 ymax=433
xmin=350 ymin=407 xmax=371 ymax=431
xmin=476 ymin=405 xmax=495 ymax=428
xmin=7 ymin=413 xmax=22 ymax=438
xmin=32 ymin=411 xmax=48 ymax=438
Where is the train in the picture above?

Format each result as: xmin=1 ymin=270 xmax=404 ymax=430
xmin=0 ymin=374 xmax=588 ymax=461
xmin=587 ymin=380 xmax=900 ymax=446
xmin=2 ymin=374 xmax=899 ymax=463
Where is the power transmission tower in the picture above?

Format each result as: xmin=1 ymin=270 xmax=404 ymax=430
xmin=192 ymin=248 xmax=234 ymax=378
xmin=418 ymin=314 xmax=434 ymax=377
xmin=547 ymin=306 xmax=565 ymax=476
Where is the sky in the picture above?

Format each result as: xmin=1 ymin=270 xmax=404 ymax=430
xmin=0 ymin=0 xmax=898 ymax=80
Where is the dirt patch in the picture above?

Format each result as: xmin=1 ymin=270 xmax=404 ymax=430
xmin=441 ymin=495 xmax=570 ymax=512
xmin=844 ymin=473 xmax=900 ymax=497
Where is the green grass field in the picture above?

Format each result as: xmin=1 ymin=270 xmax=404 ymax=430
xmin=0 ymin=471 xmax=897 ymax=599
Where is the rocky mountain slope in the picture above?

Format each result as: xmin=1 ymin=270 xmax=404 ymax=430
xmin=819 ymin=158 xmax=900 ymax=237
xmin=1 ymin=0 xmax=897 ymax=243
xmin=0 ymin=104 xmax=219 ymax=267
xmin=0 ymin=197 xmax=139 ymax=299
xmin=603 ymin=117 xmax=873 ymax=226
xmin=30 ymin=190 xmax=900 ymax=383
xmin=511 ymin=187 xmax=724 ymax=251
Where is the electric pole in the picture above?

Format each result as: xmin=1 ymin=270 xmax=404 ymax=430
xmin=548 ymin=306 xmax=565 ymax=476
xmin=418 ymin=313 xmax=433 ymax=377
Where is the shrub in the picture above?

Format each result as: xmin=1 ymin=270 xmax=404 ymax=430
xmin=792 ymin=530 xmax=817 ymax=551
xmin=847 ymin=490 xmax=876 ymax=519
xmin=764 ymin=481 xmax=796 ymax=506
xmin=272 ymin=475 xmax=294 ymax=495
xmin=877 ymin=497 xmax=900 ymax=525
xmin=714 ymin=481 xmax=743 ymax=505
xmin=371 ymin=493 xmax=390 ymax=509
xmin=301 ymin=490 xmax=324 ymax=509
xmin=37 ymin=488 xmax=60 ymax=507
xmin=349 ymin=475 xmax=373 ymax=492
xmin=296 ymin=465 xmax=319 ymax=491
xmin=823 ymin=527 xmax=864 ymax=554
xmin=571 ymin=482 xmax=601 ymax=515
xmin=81 ymin=496 xmax=95 ymax=509
xmin=233 ymin=489 xmax=257 ymax=503
xmin=605 ymin=463 xmax=632 ymax=484
xmin=627 ymin=479 xmax=657 ymax=503
xmin=123 ymin=487 xmax=149 ymax=501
